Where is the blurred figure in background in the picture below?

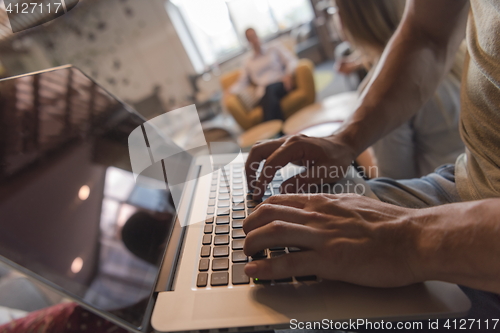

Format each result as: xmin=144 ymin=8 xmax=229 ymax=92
xmin=334 ymin=0 xmax=465 ymax=179
xmin=230 ymin=28 xmax=298 ymax=122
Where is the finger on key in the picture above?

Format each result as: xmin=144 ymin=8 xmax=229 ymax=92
xmin=253 ymin=138 xmax=306 ymax=200
xmin=245 ymin=139 xmax=285 ymax=192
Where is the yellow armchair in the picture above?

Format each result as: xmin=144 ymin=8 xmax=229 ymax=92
xmin=220 ymin=59 xmax=316 ymax=130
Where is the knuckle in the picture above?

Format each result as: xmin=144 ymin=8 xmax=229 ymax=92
xmin=257 ymin=203 xmax=275 ymax=215
xmin=307 ymin=211 xmax=324 ymax=221
xmin=285 ymin=134 xmax=304 ymax=144
xmin=268 ymin=220 xmax=287 ymax=233
xmin=265 ymin=195 xmax=282 ymax=204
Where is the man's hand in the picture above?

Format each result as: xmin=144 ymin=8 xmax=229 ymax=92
xmin=243 ymin=194 xmax=424 ymax=288
xmin=245 ymin=134 xmax=356 ymax=200
xmin=282 ymin=73 xmax=294 ymax=92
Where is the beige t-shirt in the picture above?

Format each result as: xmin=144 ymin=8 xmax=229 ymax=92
xmin=455 ymin=0 xmax=500 ymax=201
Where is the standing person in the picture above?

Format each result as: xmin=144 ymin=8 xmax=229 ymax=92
xmin=335 ymin=0 xmax=465 ymax=179
xmin=230 ymin=28 xmax=298 ymax=122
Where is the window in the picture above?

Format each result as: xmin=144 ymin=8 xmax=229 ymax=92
xmin=166 ymin=0 xmax=314 ymax=72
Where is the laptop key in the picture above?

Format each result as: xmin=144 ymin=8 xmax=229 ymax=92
xmin=211 ymin=272 xmax=229 ymax=286
xmin=205 ymin=216 xmax=214 ymax=224
xmin=270 ymin=251 xmax=286 ymax=258
xmin=232 ymin=196 xmax=244 ymax=203
xmin=252 ymin=249 xmax=267 ymax=260
xmin=207 ymin=207 xmax=215 ymax=215
xmin=212 ymin=258 xmax=229 ymax=271
xmin=219 ymin=187 xmax=230 ymax=194
xmin=197 ymin=273 xmax=208 ymax=287
xmin=218 ymin=200 xmax=230 ymax=208
xmin=199 ymin=258 xmax=209 ymax=271
xmin=219 ymin=193 xmax=230 ymax=200
xmin=232 ymin=251 xmax=248 ymax=263
xmin=233 ymin=178 xmax=243 ymax=184
xmin=208 ymin=199 xmax=216 ymax=206
xmin=232 ymin=219 xmax=243 ymax=228
xmin=232 ymin=229 xmax=246 ymax=239
xmin=213 ymin=246 xmax=230 ymax=257
xmin=217 ymin=208 xmax=230 ymax=216
xmin=233 ymin=190 xmax=244 ymax=196
xmin=210 ymin=186 xmax=217 ymax=192
xmin=253 ymin=278 xmax=271 ymax=284
xmin=200 ymin=245 xmax=211 ymax=257
xmin=232 ymin=211 xmax=246 ymax=219
xmin=215 ymin=225 xmax=230 ymax=234
xmin=202 ymin=234 xmax=212 ymax=245
xmin=216 ymin=216 xmax=230 ymax=225
xmin=214 ymin=235 xmax=230 ymax=245
xmin=233 ymin=184 xmax=243 ymax=190
xmin=247 ymin=208 xmax=255 ymax=215
xmin=247 ymin=201 xmax=258 ymax=208
xmin=204 ymin=225 xmax=213 ymax=234
xmin=232 ymin=263 xmax=250 ymax=284
xmin=209 ymin=192 xmax=217 ymax=199
xmin=232 ymin=239 xmax=244 ymax=250
xmin=232 ymin=203 xmax=245 ymax=211
xmin=275 ymin=277 xmax=293 ymax=283
xmin=295 ymin=275 xmax=317 ymax=282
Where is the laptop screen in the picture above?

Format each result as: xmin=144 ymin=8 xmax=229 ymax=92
xmin=0 ymin=66 xmax=186 ymax=330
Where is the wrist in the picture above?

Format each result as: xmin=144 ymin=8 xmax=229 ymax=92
xmin=329 ymin=120 xmax=366 ymax=159
xmin=408 ymin=207 xmax=452 ymax=284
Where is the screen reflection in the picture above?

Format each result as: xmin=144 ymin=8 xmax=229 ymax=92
xmin=0 ymin=66 xmax=177 ymax=329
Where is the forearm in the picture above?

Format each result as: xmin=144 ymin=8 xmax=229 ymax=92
xmin=412 ymin=199 xmax=500 ymax=294
xmin=335 ymin=0 xmax=469 ymax=156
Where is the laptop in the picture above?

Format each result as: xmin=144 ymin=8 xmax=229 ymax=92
xmin=0 ymin=66 xmax=470 ymax=332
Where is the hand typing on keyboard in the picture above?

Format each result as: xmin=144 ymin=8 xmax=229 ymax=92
xmin=242 ymin=194 xmax=425 ymax=288
xmin=245 ymin=134 xmax=356 ymax=201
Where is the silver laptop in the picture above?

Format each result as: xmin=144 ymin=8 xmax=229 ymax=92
xmin=0 ymin=66 xmax=470 ymax=332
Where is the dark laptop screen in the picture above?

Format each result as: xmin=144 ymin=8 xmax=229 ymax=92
xmin=0 ymin=66 xmax=182 ymax=330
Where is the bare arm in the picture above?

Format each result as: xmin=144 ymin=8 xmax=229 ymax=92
xmin=243 ymin=195 xmax=500 ymax=294
xmin=337 ymin=0 xmax=470 ymax=154
xmin=246 ymin=0 xmax=470 ymax=199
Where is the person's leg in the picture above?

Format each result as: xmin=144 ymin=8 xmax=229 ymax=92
xmin=260 ymin=82 xmax=288 ymax=122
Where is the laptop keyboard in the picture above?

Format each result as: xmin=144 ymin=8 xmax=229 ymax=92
xmin=196 ymin=163 xmax=317 ymax=288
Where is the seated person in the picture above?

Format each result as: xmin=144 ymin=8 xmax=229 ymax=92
xmin=230 ymin=28 xmax=298 ymax=122
xmin=335 ymin=0 xmax=465 ymax=179
xmin=244 ymin=0 xmax=500 ymax=320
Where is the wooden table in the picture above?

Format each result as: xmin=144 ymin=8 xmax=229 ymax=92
xmin=283 ymin=91 xmax=358 ymax=135
xmin=237 ymin=120 xmax=283 ymax=149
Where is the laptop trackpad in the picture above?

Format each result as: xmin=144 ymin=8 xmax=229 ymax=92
xmin=193 ymin=284 xmax=327 ymax=320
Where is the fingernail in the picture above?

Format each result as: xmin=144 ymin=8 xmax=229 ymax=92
xmin=245 ymin=263 xmax=258 ymax=276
